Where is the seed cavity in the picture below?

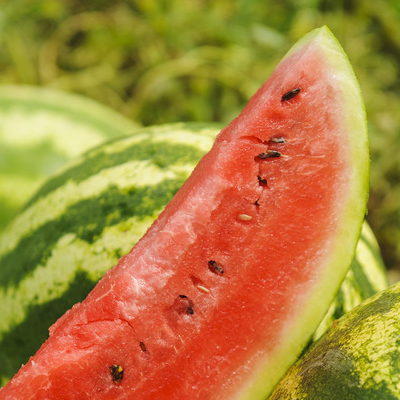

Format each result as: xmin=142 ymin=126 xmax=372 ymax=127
xmin=238 ymin=213 xmax=252 ymax=221
xmin=257 ymin=150 xmax=281 ymax=159
xmin=269 ymin=137 xmax=286 ymax=143
xmin=174 ymin=295 xmax=194 ymax=315
xmin=191 ymin=275 xmax=211 ymax=294
xmin=110 ymin=364 xmax=124 ymax=384
xmin=281 ymin=87 xmax=301 ymax=102
xmin=208 ymin=260 xmax=224 ymax=275
xmin=257 ymin=175 xmax=267 ymax=186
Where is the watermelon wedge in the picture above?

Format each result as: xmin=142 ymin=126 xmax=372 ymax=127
xmin=0 ymin=26 xmax=369 ymax=400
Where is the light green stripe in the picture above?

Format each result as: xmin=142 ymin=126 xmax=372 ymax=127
xmin=52 ymin=123 xmax=217 ymax=174
xmin=360 ymin=219 xmax=380 ymax=251
xmin=0 ymin=213 xmax=155 ymax=340
xmin=312 ymin=265 xmax=364 ymax=341
xmin=0 ymin=159 xmax=196 ymax=257
xmin=0 ymin=84 xmax=138 ymax=142
xmin=357 ymin=224 xmax=388 ymax=292
xmin=0 ymin=108 xmax=109 ymax=158
xmin=334 ymin=269 xmax=364 ymax=311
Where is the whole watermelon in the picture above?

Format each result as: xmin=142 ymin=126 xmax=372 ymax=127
xmin=270 ymin=281 xmax=400 ymax=399
xmin=0 ymin=85 xmax=137 ymax=234
xmin=0 ymin=122 xmax=387 ymax=385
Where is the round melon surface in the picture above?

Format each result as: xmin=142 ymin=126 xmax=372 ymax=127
xmin=0 ymin=122 xmax=387 ymax=386
xmin=0 ymin=85 xmax=137 ymax=233
xmin=270 ymin=281 xmax=400 ymax=399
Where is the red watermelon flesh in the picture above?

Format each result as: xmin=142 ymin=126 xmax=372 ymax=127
xmin=0 ymin=27 xmax=369 ymax=400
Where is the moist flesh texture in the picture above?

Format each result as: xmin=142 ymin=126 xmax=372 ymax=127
xmin=0 ymin=29 xmax=366 ymax=400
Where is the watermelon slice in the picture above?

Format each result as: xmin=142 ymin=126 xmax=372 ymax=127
xmin=0 ymin=26 xmax=369 ymax=399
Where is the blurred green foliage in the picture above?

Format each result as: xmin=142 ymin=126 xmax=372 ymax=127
xmin=0 ymin=0 xmax=399 ymax=274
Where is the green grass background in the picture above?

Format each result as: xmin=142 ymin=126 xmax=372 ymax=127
xmin=0 ymin=0 xmax=399 ymax=276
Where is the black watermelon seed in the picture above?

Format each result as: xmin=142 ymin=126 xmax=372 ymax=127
xmin=186 ymin=305 xmax=194 ymax=315
xmin=110 ymin=364 xmax=124 ymax=384
xmin=257 ymin=150 xmax=281 ymax=159
xmin=139 ymin=341 xmax=147 ymax=352
xmin=254 ymin=199 xmax=260 ymax=206
xmin=208 ymin=260 xmax=224 ymax=275
xmin=281 ymin=87 xmax=301 ymax=102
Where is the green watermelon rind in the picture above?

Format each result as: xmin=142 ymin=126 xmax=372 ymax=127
xmin=269 ymin=282 xmax=400 ymax=399
xmin=0 ymin=120 xmax=381 ymax=386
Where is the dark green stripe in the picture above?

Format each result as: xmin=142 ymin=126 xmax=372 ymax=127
xmin=23 ymin=137 xmax=207 ymax=210
xmin=0 ymin=270 xmax=97 ymax=383
xmin=348 ymin=257 xmax=377 ymax=299
xmin=0 ymin=175 xmax=187 ymax=289
xmin=332 ymin=286 xmax=346 ymax=321
xmin=280 ymin=347 xmax=398 ymax=400
xmin=0 ymin=198 xmax=18 ymax=234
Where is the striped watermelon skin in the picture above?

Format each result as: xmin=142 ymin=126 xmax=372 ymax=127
xmin=0 ymin=123 xmax=387 ymax=385
xmin=270 ymin=282 xmax=400 ymax=399
xmin=0 ymin=85 xmax=137 ymax=234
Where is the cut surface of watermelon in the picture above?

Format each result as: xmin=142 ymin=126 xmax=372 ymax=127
xmin=0 ymin=26 xmax=369 ymax=400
